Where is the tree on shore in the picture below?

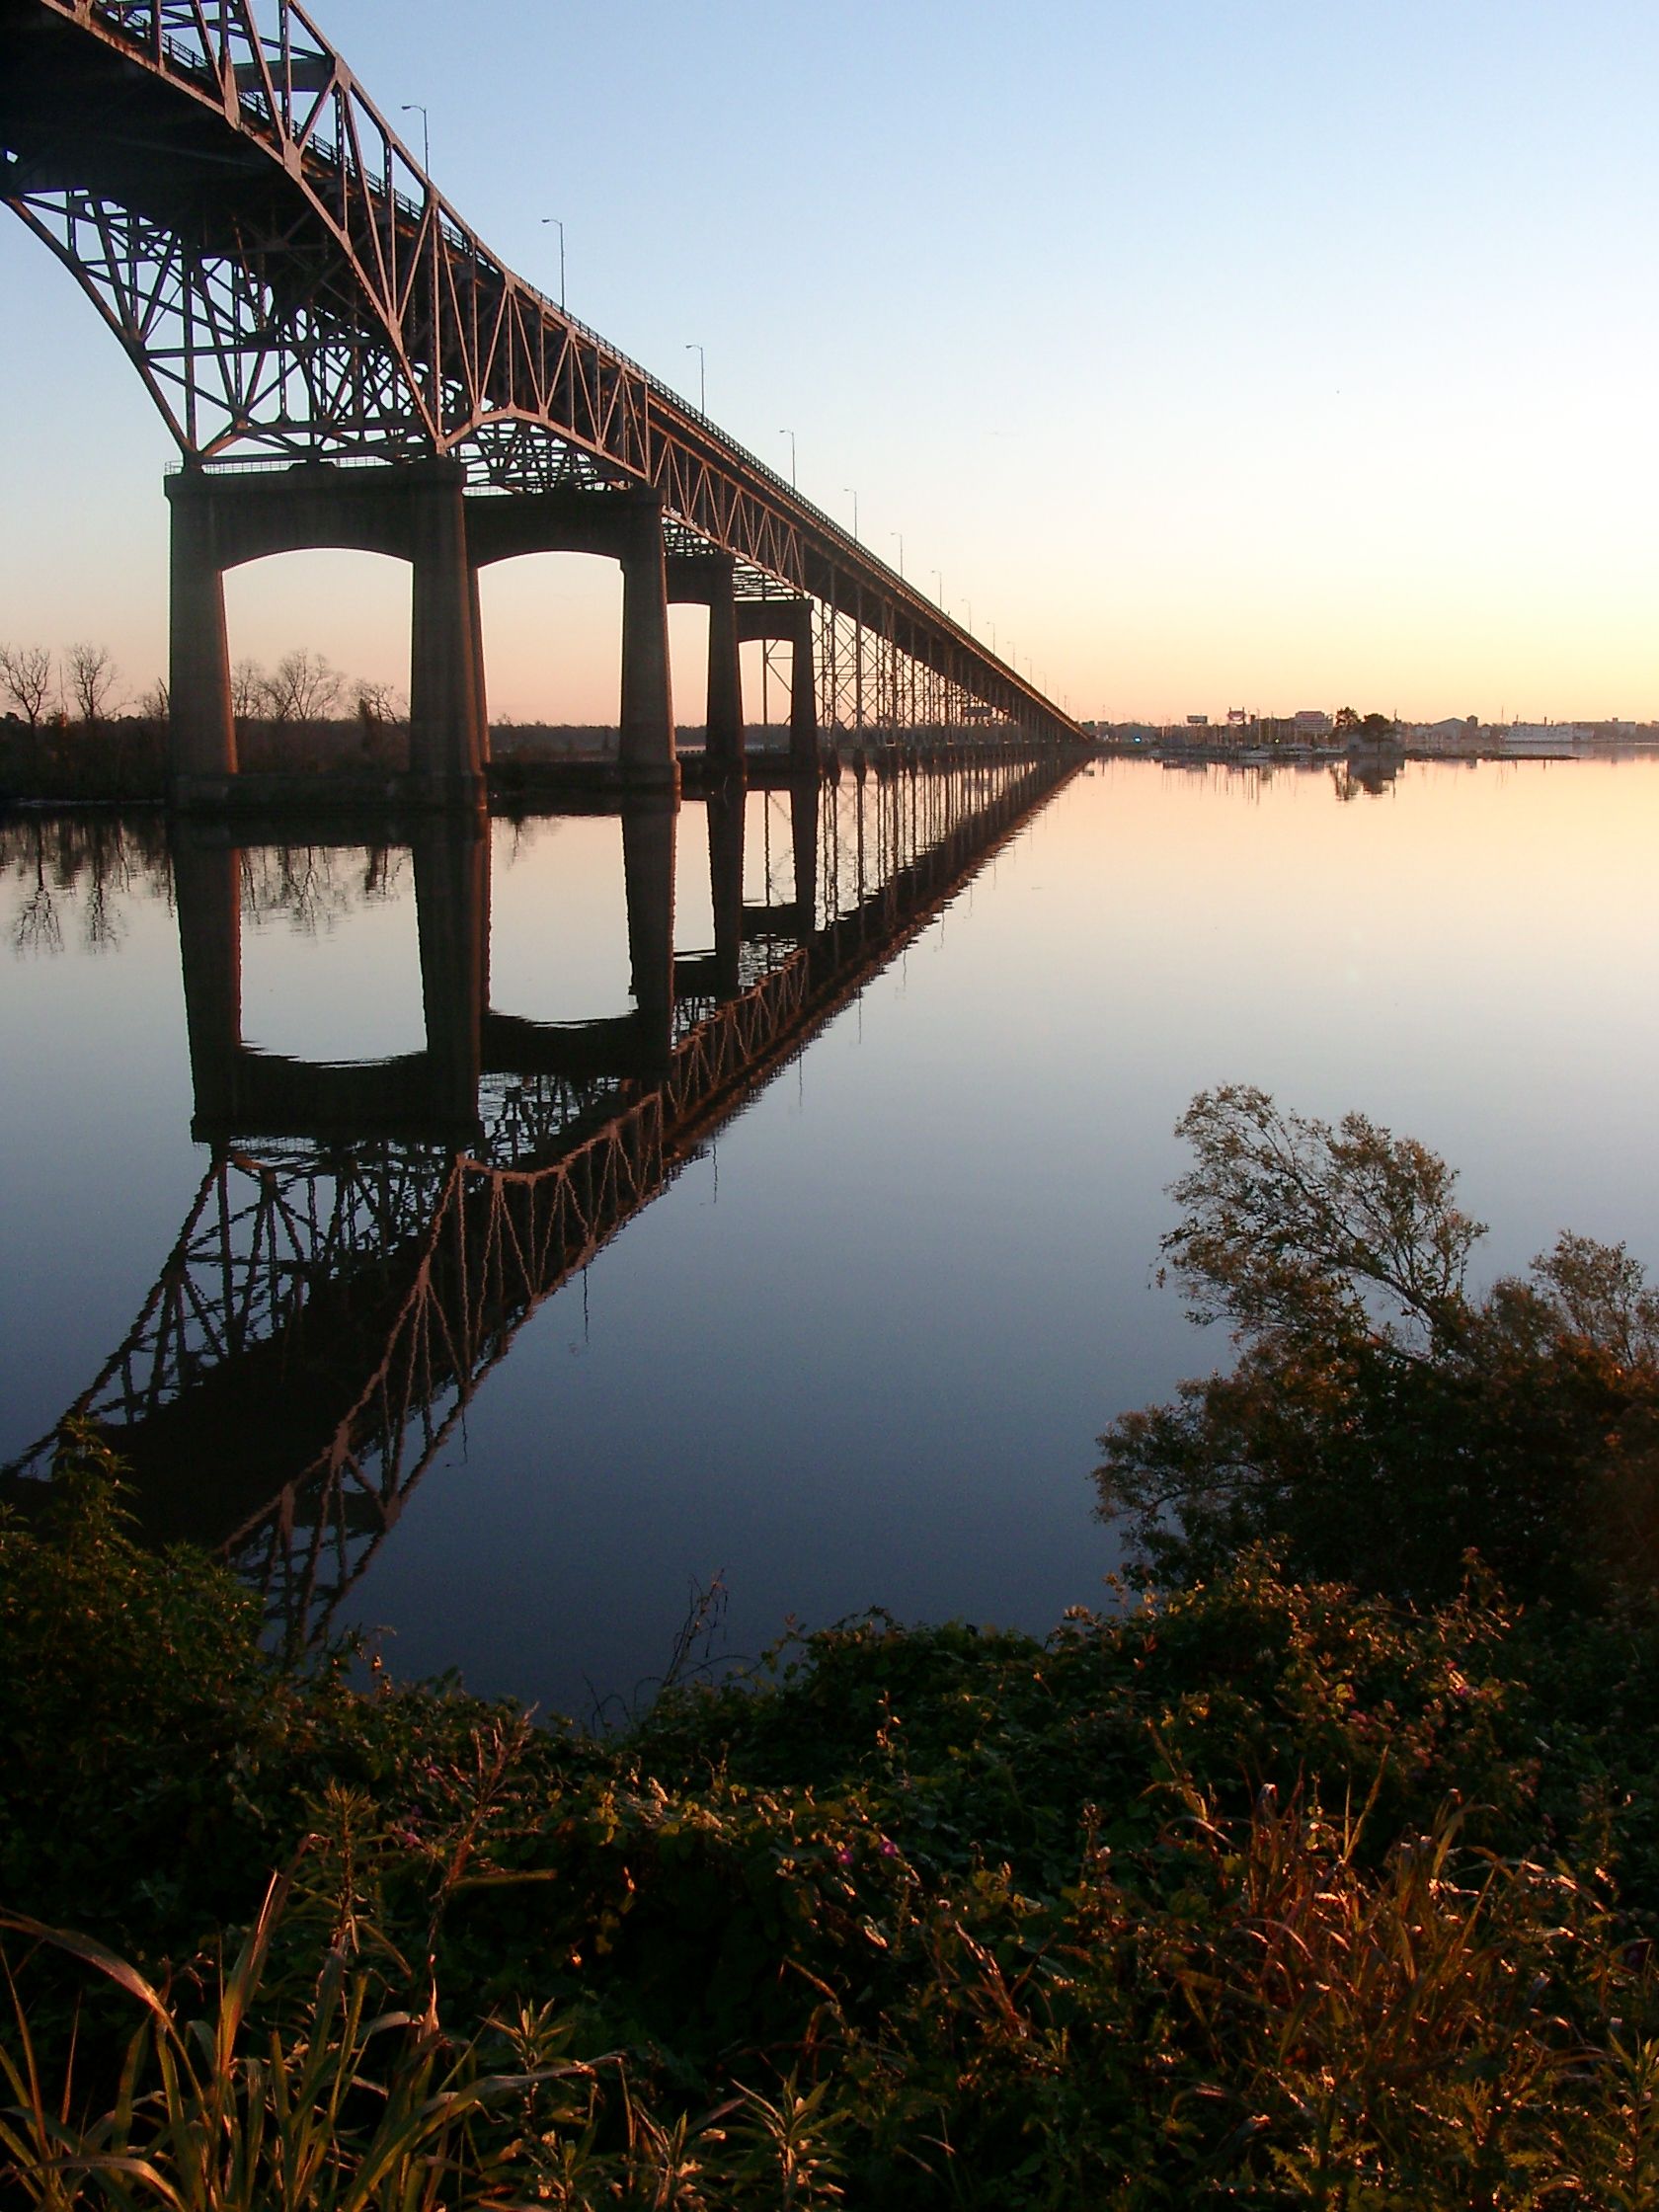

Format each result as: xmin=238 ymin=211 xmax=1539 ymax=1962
xmin=230 ymin=657 xmax=266 ymax=724
xmin=263 ymin=647 xmax=342 ymax=727
xmin=0 ymin=643 xmax=54 ymax=727
xmin=64 ymin=642 xmax=119 ymax=726
xmin=1097 ymin=1085 xmax=1659 ymax=1600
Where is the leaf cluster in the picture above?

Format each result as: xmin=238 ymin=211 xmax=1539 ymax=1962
xmin=7 ymin=1447 xmax=1659 ymax=2202
xmin=1099 ymin=1085 xmax=1659 ymax=1603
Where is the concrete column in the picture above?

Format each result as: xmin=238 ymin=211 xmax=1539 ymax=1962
xmin=409 ymin=461 xmax=486 ymax=807
xmin=706 ymin=782 xmax=746 ymax=995
xmin=622 ymin=794 xmax=677 ymax=1065
xmin=165 ymin=473 xmax=237 ymax=803
xmin=469 ymin=557 xmax=491 ymax=768
xmin=790 ymin=775 xmax=819 ymax=937
xmin=618 ymin=498 xmax=677 ymax=787
xmin=788 ymin=602 xmax=818 ymax=776
xmin=705 ymin=560 xmax=744 ymax=782
xmin=171 ymin=825 xmax=242 ymax=1135
xmin=412 ymin=816 xmax=489 ymax=1132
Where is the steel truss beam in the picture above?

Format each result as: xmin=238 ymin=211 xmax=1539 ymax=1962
xmin=0 ymin=0 xmax=1080 ymax=743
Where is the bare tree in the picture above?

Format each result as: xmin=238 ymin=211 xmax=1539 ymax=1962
xmin=230 ymin=659 xmax=267 ymax=722
xmin=264 ymin=648 xmax=342 ymax=727
xmin=0 ymin=644 xmax=55 ymax=727
xmin=135 ymin=677 xmax=169 ymax=724
xmin=64 ymin=642 xmax=119 ymax=725
xmin=354 ymin=676 xmax=406 ymax=724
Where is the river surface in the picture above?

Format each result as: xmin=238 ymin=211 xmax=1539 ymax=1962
xmin=4 ymin=752 xmax=1658 ymax=1717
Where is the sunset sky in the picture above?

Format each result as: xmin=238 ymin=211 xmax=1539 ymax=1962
xmin=2 ymin=0 xmax=1657 ymax=726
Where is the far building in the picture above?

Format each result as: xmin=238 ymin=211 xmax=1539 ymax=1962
xmin=1407 ymin=717 xmax=1480 ymax=754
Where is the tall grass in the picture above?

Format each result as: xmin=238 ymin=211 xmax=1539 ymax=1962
xmin=4 ymin=1784 xmax=1654 ymax=2207
xmin=0 ymin=1874 xmax=854 ymax=2209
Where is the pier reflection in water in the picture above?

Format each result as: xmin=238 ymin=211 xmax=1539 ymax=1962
xmin=5 ymin=752 xmax=1077 ymax=1677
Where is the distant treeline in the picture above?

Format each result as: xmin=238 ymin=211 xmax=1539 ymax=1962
xmin=0 ymin=642 xmax=414 ymax=802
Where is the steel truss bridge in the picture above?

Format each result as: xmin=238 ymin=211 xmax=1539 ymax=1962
xmin=0 ymin=0 xmax=1083 ymax=801
xmin=3 ymin=752 xmax=1080 ymax=1648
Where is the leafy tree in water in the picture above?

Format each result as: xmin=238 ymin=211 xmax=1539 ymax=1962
xmin=1096 ymin=1085 xmax=1659 ymax=1602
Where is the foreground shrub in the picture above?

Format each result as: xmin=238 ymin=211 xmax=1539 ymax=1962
xmin=5 ymin=1781 xmax=1656 ymax=2207
xmin=5 ymin=1450 xmax=1659 ymax=2202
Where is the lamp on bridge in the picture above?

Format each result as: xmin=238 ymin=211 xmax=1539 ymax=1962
xmin=540 ymin=217 xmax=566 ymax=311
xmin=684 ymin=343 xmax=706 ymax=415
xmin=891 ymin=531 xmax=905 ymax=580
xmin=844 ymin=488 xmax=858 ymax=539
xmin=399 ymin=102 xmax=430 ymax=174
xmin=779 ymin=430 xmax=796 ymax=487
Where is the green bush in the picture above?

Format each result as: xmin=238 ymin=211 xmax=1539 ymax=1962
xmin=6 ymin=1446 xmax=1659 ymax=2202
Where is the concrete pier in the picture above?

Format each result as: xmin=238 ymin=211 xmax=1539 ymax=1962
xmin=621 ymin=795 xmax=678 ymax=1067
xmin=411 ymin=818 xmax=490 ymax=1120
xmin=668 ymin=552 xmax=744 ymax=781
xmin=165 ymin=461 xmax=487 ymax=812
xmin=468 ymin=484 xmax=679 ymax=792
xmin=736 ymin=596 xmax=818 ymax=774
xmin=170 ymin=814 xmax=487 ymax=1141
xmin=706 ymin=782 xmax=746 ymax=995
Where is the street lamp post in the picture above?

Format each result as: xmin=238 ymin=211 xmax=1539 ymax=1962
xmin=891 ymin=531 xmax=904 ymax=579
xmin=400 ymin=103 xmax=430 ymax=173
xmin=844 ymin=488 xmax=858 ymax=538
xmin=931 ymin=569 xmax=943 ymax=608
xmin=779 ymin=430 xmax=796 ymax=486
xmin=540 ymin=217 xmax=565 ymax=310
xmin=684 ymin=343 xmax=705 ymax=414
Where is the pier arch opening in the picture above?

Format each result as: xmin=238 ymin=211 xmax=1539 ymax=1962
xmin=222 ymin=549 xmax=412 ymax=774
xmin=668 ymin=601 xmax=710 ymax=742
xmin=474 ymin=551 xmax=623 ymax=754
xmin=233 ymin=836 xmax=427 ymax=1065
xmin=740 ymin=635 xmax=794 ymax=745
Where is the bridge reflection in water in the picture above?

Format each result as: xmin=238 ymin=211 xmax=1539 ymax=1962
xmin=8 ymin=750 xmax=1078 ymax=1650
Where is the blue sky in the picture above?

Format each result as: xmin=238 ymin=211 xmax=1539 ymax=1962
xmin=3 ymin=0 xmax=1659 ymax=722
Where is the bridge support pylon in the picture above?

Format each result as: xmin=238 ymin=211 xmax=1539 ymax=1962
xmin=622 ymin=794 xmax=677 ymax=1066
xmin=164 ymin=461 xmax=488 ymax=813
xmin=736 ymin=596 xmax=818 ymax=775
xmin=618 ymin=498 xmax=677 ymax=790
xmin=706 ymin=781 xmax=746 ymax=993
xmin=667 ymin=552 xmax=744 ymax=782
xmin=466 ymin=485 xmax=678 ymax=793
xmin=407 ymin=465 xmax=490 ymax=810
xmin=166 ymin=474 xmax=238 ymax=802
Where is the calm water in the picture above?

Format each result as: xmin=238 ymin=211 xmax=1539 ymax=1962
xmin=5 ymin=753 xmax=1658 ymax=1716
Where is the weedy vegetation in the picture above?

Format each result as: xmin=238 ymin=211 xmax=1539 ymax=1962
xmin=4 ymin=1092 xmax=1659 ymax=2205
